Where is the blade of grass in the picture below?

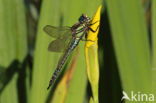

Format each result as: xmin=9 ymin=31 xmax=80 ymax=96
xmin=105 ymin=0 xmax=151 ymax=102
xmin=0 ymin=0 xmax=27 ymax=102
xmin=30 ymin=0 xmax=62 ymax=103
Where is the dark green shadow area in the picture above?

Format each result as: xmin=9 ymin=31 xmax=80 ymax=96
xmin=17 ymin=54 xmax=33 ymax=103
xmin=0 ymin=54 xmax=33 ymax=103
xmin=0 ymin=60 xmax=19 ymax=94
xmin=98 ymin=9 xmax=123 ymax=103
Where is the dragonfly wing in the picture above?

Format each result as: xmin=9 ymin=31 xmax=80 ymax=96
xmin=48 ymin=34 xmax=72 ymax=52
xmin=48 ymin=39 xmax=65 ymax=52
xmin=43 ymin=25 xmax=71 ymax=38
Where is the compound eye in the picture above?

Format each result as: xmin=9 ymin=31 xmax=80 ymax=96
xmin=79 ymin=15 xmax=85 ymax=23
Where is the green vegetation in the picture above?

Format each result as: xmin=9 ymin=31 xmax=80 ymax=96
xmin=0 ymin=0 xmax=154 ymax=103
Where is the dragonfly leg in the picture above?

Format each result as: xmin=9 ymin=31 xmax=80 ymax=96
xmin=76 ymin=28 xmax=89 ymax=41
xmin=89 ymin=25 xmax=99 ymax=33
xmin=89 ymin=21 xmax=99 ymax=26
xmin=75 ymin=28 xmax=85 ymax=34
xmin=81 ymin=38 xmax=94 ymax=42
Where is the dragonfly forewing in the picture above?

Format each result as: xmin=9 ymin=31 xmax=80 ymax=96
xmin=43 ymin=25 xmax=71 ymax=38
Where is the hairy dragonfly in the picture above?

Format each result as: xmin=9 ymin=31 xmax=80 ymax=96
xmin=43 ymin=14 xmax=98 ymax=89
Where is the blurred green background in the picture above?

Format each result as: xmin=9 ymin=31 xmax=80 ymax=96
xmin=0 ymin=0 xmax=155 ymax=103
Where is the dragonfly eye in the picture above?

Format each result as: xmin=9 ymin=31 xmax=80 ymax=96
xmin=79 ymin=15 xmax=86 ymax=23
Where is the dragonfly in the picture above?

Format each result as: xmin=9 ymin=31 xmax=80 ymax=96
xmin=43 ymin=14 xmax=99 ymax=90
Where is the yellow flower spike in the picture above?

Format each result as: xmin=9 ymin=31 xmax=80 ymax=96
xmin=86 ymin=5 xmax=102 ymax=48
xmin=85 ymin=5 xmax=102 ymax=103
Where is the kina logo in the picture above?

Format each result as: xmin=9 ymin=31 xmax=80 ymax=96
xmin=121 ymin=91 xmax=154 ymax=102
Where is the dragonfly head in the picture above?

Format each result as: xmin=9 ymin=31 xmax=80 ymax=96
xmin=79 ymin=14 xmax=90 ymax=24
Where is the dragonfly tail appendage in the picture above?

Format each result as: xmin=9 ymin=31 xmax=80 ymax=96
xmin=47 ymin=67 xmax=60 ymax=90
xmin=47 ymin=63 xmax=65 ymax=90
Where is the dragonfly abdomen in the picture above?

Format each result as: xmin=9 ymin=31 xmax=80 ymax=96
xmin=58 ymin=38 xmax=79 ymax=68
xmin=47 ymin=38 xmax=80 ymax=89
xmin=57 ymin=38 xmax=80 ymax=71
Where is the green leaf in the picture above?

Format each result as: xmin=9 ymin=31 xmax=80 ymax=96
xmin=105 ymin=0 xmax=151 ymax=102
xmin=152 ymin=0 xmax=156 ymax=97
xmin=0 ymin=0 xmax=27 ymax=102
